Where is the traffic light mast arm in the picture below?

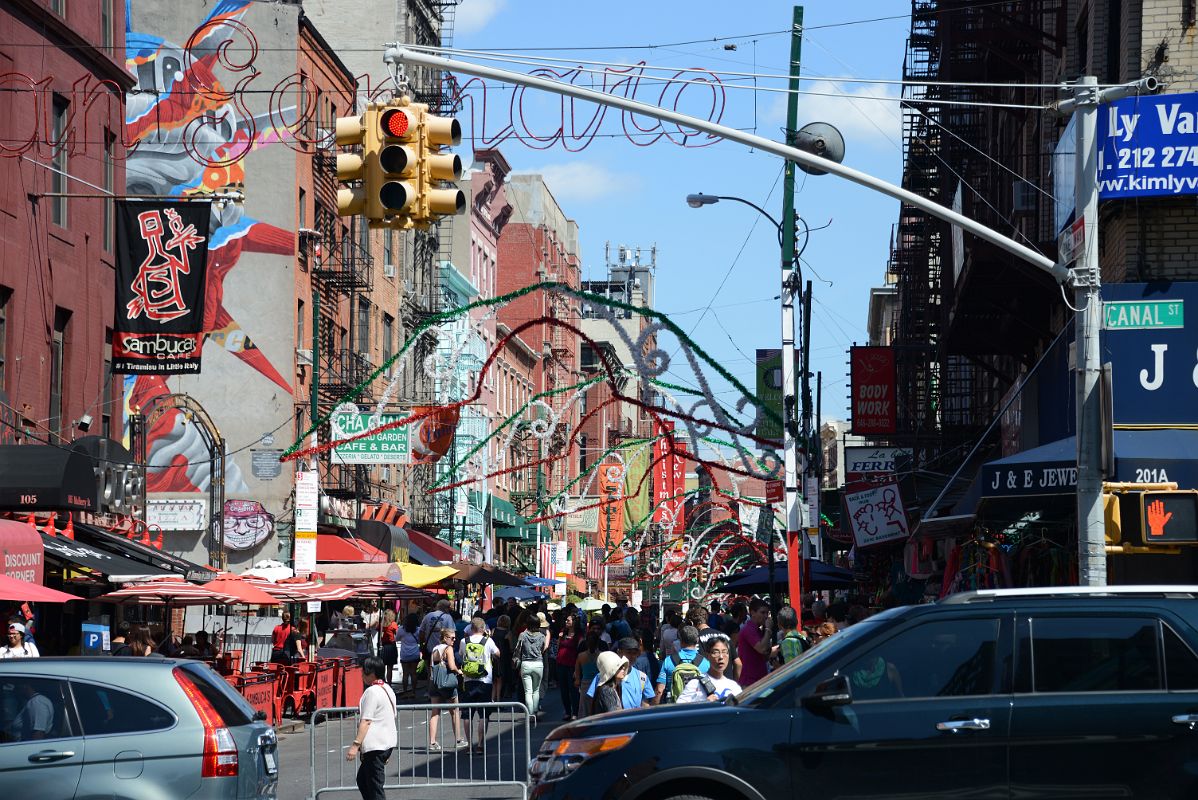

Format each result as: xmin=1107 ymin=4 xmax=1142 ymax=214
xmin=386 ymin=46 xmax=1064 ymax=281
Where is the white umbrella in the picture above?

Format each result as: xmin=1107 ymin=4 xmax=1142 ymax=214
xmin=577 ymin=596 xmax=607 ymax=612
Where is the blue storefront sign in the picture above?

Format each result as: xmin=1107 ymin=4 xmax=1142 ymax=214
xmin=1102 ymin=282 xmax=1198 ymax=425
xmin=1098 ymin=91 xmax=1198 ymax=199
xmin=81 ymin=622 xmax=109 ymax=654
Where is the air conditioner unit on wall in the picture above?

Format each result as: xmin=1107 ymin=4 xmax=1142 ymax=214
xmin=384 ymin=262 xmax=396 ymax=278
xmin=296 ymin=349 xmax=313 ymax=367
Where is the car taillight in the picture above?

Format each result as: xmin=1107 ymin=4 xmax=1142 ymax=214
xmin=174 ymin=668 xmax=239 ymax=778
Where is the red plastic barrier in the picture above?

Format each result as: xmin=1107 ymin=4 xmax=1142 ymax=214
xmin=340 ymin=657 xmax=363 ymax=708
xmin=237 ymin=671 xmax=278 ymax=726
xmin=315 ymin=660 xmax=337 ymax=711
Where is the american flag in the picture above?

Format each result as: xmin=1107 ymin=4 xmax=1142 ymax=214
xmin=586 ymin=547 xmax=607 ymax=580
xmin=539 ymin=541 xmax=559 ymax=581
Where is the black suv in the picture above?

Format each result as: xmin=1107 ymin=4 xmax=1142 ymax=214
xmin=529 ymin=587 xmax=1198 ymax=800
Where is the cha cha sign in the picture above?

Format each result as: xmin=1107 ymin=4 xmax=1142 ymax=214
xmin=1098 ymin=92 xmax=1198 ymax=199
xmin=330 ymin=411 xmax=411 ymax=465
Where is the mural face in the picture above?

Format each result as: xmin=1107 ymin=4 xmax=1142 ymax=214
xmin=215 ymin=499 xmax=275 ymax=551
xmin=125 ymin=0 xmax=294 ymax=495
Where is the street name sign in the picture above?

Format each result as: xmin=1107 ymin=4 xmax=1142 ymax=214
xmin=1103 ymin=299 xmax=1184 ymax=330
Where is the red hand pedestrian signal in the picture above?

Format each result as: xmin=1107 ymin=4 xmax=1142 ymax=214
xmin=1147 ymin=499 xmax=1173 ymax=537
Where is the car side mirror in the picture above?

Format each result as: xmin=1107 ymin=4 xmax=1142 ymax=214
xmin=805 ymin=674 xmax=852 ymax=709
xmin=253 ymin=710 xmax=268 ymax=722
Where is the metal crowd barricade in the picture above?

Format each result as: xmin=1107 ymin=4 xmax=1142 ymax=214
xmin=310 ymin=701 xmax=532 ymax=800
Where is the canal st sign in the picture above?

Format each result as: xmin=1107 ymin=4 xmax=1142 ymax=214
xmin=1103 ymin=299 xmax=1184 ymax=330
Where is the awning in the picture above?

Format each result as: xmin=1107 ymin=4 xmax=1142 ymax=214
xmin=317 ymin=560 xmax=457 ymax=587
xmin=0 ymin=446 xmax=96 ymax=512
xmin=74 ymin=524 xmax=218 ymax=582
xmin=488 ymin=495 xmax=523 ymax=528
xmin=981 ymin=430 xmax=1198 ymax=499
xmin=407 ymin=528 xmax=455 ymax=564
xmin=0 ymin=520 xmax=44 ymax=583
xmin=41 ymin=534 xmax=173 ymax=583
xmin=316 ymin=534 xmax=387 ymax=563
xmin=353 ymin=518 xmax=409 ymax=563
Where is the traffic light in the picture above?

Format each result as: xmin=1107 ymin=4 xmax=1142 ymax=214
xmin=333 ymin=98 xmax=464 ymax=229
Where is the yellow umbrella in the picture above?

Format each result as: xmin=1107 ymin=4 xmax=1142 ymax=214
xmin=384 ymin=562 xmax=458 ymax=588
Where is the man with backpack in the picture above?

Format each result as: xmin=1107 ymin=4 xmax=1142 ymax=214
xmin=776 ymin=605 xmax=808 ymax=664
xmin=676 ymin=633 xmax=741 ymax=703
xmin=458 ymin=617 xmax=500 ymax=753
xmin=654 ymin=625 xmax=710 ymax=704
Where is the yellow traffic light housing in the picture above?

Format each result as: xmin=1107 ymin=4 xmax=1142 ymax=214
xmin=334 ymin=97 xmax=465 ymax=228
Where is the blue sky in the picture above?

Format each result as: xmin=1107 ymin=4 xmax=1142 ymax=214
xmin=451 ymin=1 xmax=910 ymax=424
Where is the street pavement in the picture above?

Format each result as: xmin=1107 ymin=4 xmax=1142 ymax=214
xmin=275 ymin=678 xmax=566 ymax=799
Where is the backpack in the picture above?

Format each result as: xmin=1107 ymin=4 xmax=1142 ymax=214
xmin=667 ymin=650 xmax=705 ymax=702
xmin=462 ymin=635 xmax=488 ymax=679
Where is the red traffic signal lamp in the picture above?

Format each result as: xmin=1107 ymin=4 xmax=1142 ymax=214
xmin=333 ymin=98 xmax=464 ymax=228
xmin=1137 ymin=490 xmax=1198 ymax=545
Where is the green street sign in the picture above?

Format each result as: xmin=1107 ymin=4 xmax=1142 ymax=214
xmin=330 ymin=412 xmax=411 ymax=464
xmin=1103 ymin=300 xmax=1184 ymax=330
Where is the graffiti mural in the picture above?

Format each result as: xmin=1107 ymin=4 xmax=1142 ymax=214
xmin=125 ymin=0 xmax=294 ymax=495
xmin=215 ymin=499 xmax=275 ymax=551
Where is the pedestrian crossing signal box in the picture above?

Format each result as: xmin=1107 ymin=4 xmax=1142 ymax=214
xmin=1114 ymin=491 xmax=1198 ymax=546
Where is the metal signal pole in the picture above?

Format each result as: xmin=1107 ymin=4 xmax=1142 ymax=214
xmin=779 ymin=5 xmax=804 ymax=612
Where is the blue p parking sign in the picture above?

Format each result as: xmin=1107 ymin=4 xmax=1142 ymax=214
xmin=81 ymin=622 xmax=109 ymax=654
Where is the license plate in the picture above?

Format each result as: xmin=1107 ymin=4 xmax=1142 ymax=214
xmin=263 ymin=749 xmax=277 ymax=775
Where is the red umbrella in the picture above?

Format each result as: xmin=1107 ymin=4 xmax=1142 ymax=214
xmin=202 ymin=577 xmax=282 ymax=606
xmin=0 ymin=573 xmax=80 ymax=603
xmin=94 ymin=577 xmax=240 ymax=605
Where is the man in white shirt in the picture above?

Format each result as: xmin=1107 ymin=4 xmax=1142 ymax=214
xmin=345 ymin=656 xmax=397 ymax=800
xmin=459 ymin=617 xmax=501 ymax=753
xmin=0 ymin=623 xmax=39 ymax=658
xmin=676 ymin=634 xmax=742 ymax=703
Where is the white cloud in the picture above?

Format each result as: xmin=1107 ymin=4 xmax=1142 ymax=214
xmin=528 ymin=162 xmax=639 ymax=204
xmin=455 ymin=0 xmax=506 ymax=36
xmin=763 ymin=80 xmax=902 ymax=150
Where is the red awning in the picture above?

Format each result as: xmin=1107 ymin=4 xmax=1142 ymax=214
xmin=407 ymin=528 xmax=455 ymax=563
xmin=0 ymin=519 xmax=44 ymax=584
xmin=316 ymin=534 xmax=387 ymax=563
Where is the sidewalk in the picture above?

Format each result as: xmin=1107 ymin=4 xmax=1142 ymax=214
xmin=276 ymin=673 xmax=569 ymax=800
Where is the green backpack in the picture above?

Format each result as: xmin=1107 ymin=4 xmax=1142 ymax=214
xmin=667 ymin=650 xmax=704 ymax=702
xmin=462 ymin=636 xmax=488 ymax=679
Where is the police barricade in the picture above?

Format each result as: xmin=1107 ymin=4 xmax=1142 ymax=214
xmin=310 ymin=701 xmax=531 ymax=799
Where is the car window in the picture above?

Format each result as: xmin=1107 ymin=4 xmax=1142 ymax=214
xmin=1031 ymin=617 xmax=1160 ymax=693
xmin=1164 ymin=624 xmax=1198 ymax=691
xmin=838 ymin=618 xmax=1000 ymax=701
xmin=70 ymin=682 xmax=175 ymax=736
xmin=0 ymin=678 xmax=72 ymax=743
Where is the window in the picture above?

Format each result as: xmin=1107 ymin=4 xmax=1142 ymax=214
xmin=0 ymin=677 xmax=72 ymax=742
xmin=101 ymin=0 xmax=112 ymax=50
xmin=0 ymin=286 xmax=9 ymax=391
xmin=356 ymin=298 xmax=371 ymax=354
xmin=70 ymin=682 xmax=174 ymax=736
xmin=50 ymin=0 xmax=65 ymax=15
xmin=1164 ymin=624 xmax=1198 ymax=690
xmin=102 ymin=130 xmax=114 ymax=251
xmin=49 ymin=308 xmax=70 ymax=437
xmin=298 ymin=187 xmax=306 ymax=231
xmin=1075 ymin=7 xmax=1090 ymax=75
xmin=840 ymin=619 xmax=1000 ymax=701
xmin=1031 ymin=617 xmax=1159 ymax=693
xmin=357 ymin=217 xmax=369 ymax=253
xmin=51 ymin=95 xmax=69 ymax=226
xmin=382 ymin=313 xmax=394 ymax=372
xmin=384 ymin=228 xmax=394 ymax=268
xmin=102 ymin=329 xmax=112 ymax=438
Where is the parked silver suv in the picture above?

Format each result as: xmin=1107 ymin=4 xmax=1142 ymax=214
xmin=0 ymin=656 xmax=277 ymax=799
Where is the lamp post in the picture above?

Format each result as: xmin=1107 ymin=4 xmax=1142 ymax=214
xmin=685 ymin=193 xmax=796 ymax=611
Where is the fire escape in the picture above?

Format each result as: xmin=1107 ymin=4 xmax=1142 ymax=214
xmin=893 ymin=0 xmax=1061 ymax=465
xmin=404 ymin=0 xmax=461 ymax=533
xmin=305 ymin=142 xmax=374 ymax=500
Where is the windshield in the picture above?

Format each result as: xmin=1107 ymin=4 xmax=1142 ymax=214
xmin=736 ymin=607 xmax=907 ymax=706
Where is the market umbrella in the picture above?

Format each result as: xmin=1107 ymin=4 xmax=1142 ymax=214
xmin=521 ymin=576 xmax=565 ymax=588
xmin=202 ymin=576 xmax=281 ymax=671
xmin=716 ymin=561 xmax=856 ymax=594
xmin=493 ymin=586 xmax=547 ymax=603
xmin=383 ymin=562 xmax=458 ymax=589
xmin=0 ymin=573 xmax=81 ymax=603
xmin=450 ymin=562 xmax=526 ymax=587
xmin=576 ymin=596 xmax=607 ymax=613
xmin=95 ymin=577 xmax=242 ymax=644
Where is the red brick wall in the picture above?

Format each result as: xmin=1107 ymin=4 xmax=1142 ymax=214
xmin=0 ymin=0 xmax=131 ymax=443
